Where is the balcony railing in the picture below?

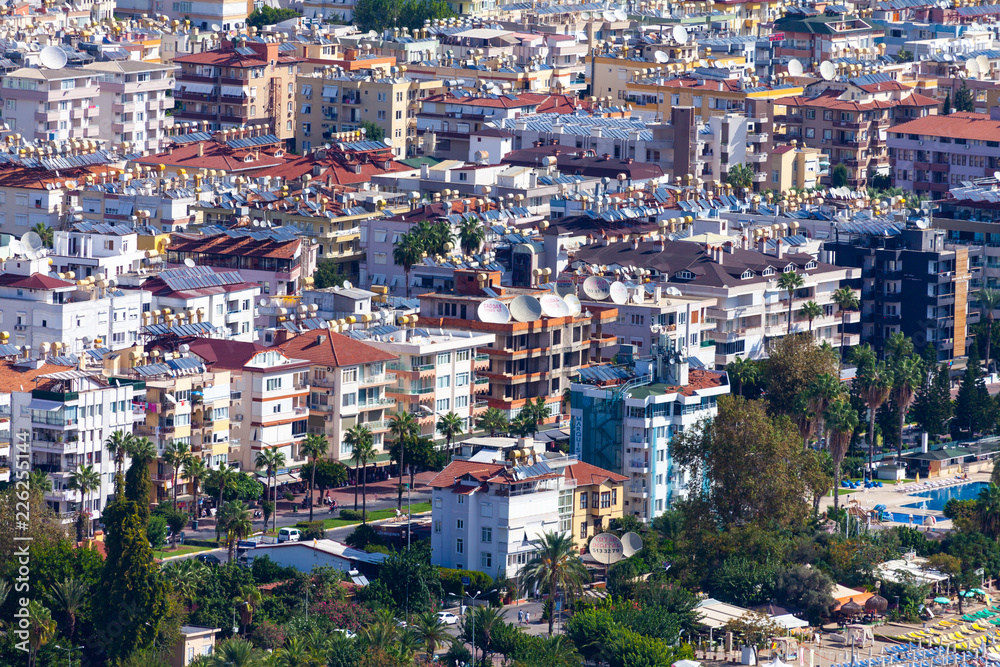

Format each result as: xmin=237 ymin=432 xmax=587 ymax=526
xmin=359 ymin=373 xmax=396 ymax=386
xmin=359 ymin=397 xmax=395 ymax=409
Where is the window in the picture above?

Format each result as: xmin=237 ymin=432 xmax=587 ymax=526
xmin=580 ymin=521 xmax=588 ymax=539
xmin=612 ymin=488 xmax=617 ymax=505
xmin=437 ymin=375 xmax=450 ymax=389
xmin=456 ymin=519 xmax=464 ymax=529
xmin=456 ymin=372 xmax=469 ymax=386
xmin=455 ymin=395 xmax=469 ymax=408
xmin=436 ymin=398 xmax=450 ymax=411
xmin=266 ymin=378 xmax=282 ymax=391
xmin=481 ymin=552 xmax=492 ymax=568
xmin=434 ymin=521 xmax=441 ymax=533
xmin=436 ymin=352 xmax=451 ymax=365
xmin=456 ymin=349 xmax=471 ymax=361
xmin=342 ymin=393 xmax=357 ymax=407
xmin=579 ymin=492 xmax=588 ymax=509
xmin=456 ymin=538 xmax=464 ymax=554
xmin=480 ymin=502 xmax=493 ymax=517
xmin=481 ymin=527 xmax=492 ymax=542
xmin=342 ymin=368 xmax=358 ymax=383
xmin=601 ymin=492 xmax=611 ymax=508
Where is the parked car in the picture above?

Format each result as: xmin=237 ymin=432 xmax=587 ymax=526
xmin=333 ymin=629 xmax=356 ymax=639
xmin=436 ymin=611 xmax=459 ymax=625
xmin=278 ymin=527 xmax=302 ymax=543
xmin=195 ymin=553 xmax=221 ymax=565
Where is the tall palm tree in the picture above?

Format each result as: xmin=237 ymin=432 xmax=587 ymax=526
xmin=129 ymin=436 xmax=157 ymax=466
xmin=430 ymin=220 xmax=455 ymax=256
xmin=31 ymin=222 xmax=53 ymax=247
xmin=777 ymin=271 xmax=805 ymax=335
xmin=978 ymin=483 xmax=1000 ymax=540
xmin=218 ymin=500 xmax=253 ymax=562
xmin=411 ymin=611 xmax=450 ymax=659
xmin=104 ymin=430 xmax=133 ymax=477
xmin=825 ymin=399 xmax=859 ymax=512
xmin=392 ymin=233 xmax=424 ymax=297
xmin=208 ymin=638 xmax=264 ymax=667
xmin=163 ymin=440 xmax=193 ymax=511
xmin=887 ymin=331 xmax=915 ymax=359
xmin=435 ymin=411 xmax=464 ymax=461
xmin=208 ymin=465 xmax=239 ymax=541
xmin=345 ymin=425 xmax=374 ymax=513
xmin=832 ymin=286 xmax=860 ymax=363
xmin=48 ymin=577 xmax=87 ymax=644
xmin=67 ymin=464 xmax=100 ymax=537
xmin=519 ymin=530 xmax=590 ymax=636
xmin=163 ymin=558 xmax=206 ymax=609
xmin=300 ymin=434 xmax=329 ymax=522
xmin=854 ymin=352 xmax=894 ymax=475
xmin=799 ymin=300 xmax=823 ymax=336
xmin=28 ymin=469 xmax=52 ymax=496
xmin=185 ymin=456 xmax=208 ymax=520
xmin=726 ymin=357 xmax=758 ymax=398
xmin=891 ymin=355 xmax=924 ymax=462
xmin=477 ymin=407 xmax=508 ymax=436
xmin=461 ymin=606 xmax=507 ymax=664
xmin=389 ymin=412 xmax=420 ymax=510
xmin=27 ymin=600 xmax=56 ymax=667
xmin=275 ymin=636 xmax=320 ymax=667
xmin=235 ymin=584 xmax=263 ymax=636
xmin=254 ymin=448 xmax=286 ymax=533
xmin=978 ymin=288 xmax=1000 ymax=373
xmin=808 ymin=373 xmax=842 ymax=449
xmin=458 ymin=217 xmax=486 ymax=255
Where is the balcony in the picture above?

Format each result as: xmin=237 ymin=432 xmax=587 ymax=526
xmin=359 ymin=373 xmax=397 ymax=387
xmin=627 ymin=459 xmax=650 ymax=473
xmin=398 ymin=386 xmax=434 ymax=395
xmin=474 ymin=354 xmax=490 ymax=369
xmin=359 ymin=397 xmax=395 ymax=410
xmin=628 ymin=485 xmax=649 ymax=499
xmin=748 ymin=132 xmax=768 ymax=143
xmin=747 ymin=152 xmax=767 ymax=163
xmin=473 ymin=400 xmax=489 ymax=412
xmin=361 ymin=419 xmax=390 ymax=432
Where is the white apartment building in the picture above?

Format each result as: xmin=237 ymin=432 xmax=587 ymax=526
xmin=51 ymin=224 xmax=150 ymax=279
xmin=188 ymin=339 xmax=311 ymax=475
xmin=0 ymin=254 xmax=151 ymax=354
xmin=1 ymin=67 xmax=100 ymax=143
xmin=84 ymin=60 xmax=176 ymax=154
xmin=279 ymin=331 xmax=398 ymax=463
xmin=0 ymin=173 xmax=75 ymax=238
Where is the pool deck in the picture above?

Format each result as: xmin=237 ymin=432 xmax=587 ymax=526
xmin=817 ymin=468 xmax=996 ymax=531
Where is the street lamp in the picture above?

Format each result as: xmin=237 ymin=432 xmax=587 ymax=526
xmin=53 ymin=644 xmax=83 ymax=667
xmin=469 ymin=589 xmax=497 ymax=665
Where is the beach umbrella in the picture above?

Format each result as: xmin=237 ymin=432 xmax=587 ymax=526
xmin=936 ymin=597 xmax=952 ymax=604
xmin=866 ymin=595 xmax=889 ymax=614
xmin=841 ymin=599 xmax=864 ymax=617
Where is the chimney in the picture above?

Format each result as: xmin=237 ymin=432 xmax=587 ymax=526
xmin=421 ymin=163 xmax=430 ymax=179
xmin=631 ymin=237 xmax=639 ymax=250
xmin=775 ymin=238 xmax=784 ymax=259
xmin=758 ymin=237 xmax=767 ymax=254
xmin=198 ymin=143 xmax=204 ymax=158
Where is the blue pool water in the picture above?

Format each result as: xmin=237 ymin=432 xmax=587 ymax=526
xmin=901 ymin=482 xmax=988 ymax=512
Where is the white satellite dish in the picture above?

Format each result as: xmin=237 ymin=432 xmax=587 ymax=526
xmin=8 ymin=240 xmax=24 ymax=256
xmin=554 ymin=278 xmax=576 ymax=296
xmin=819 ymin=61 xmax=836 ymax=81
xmin=621 ymin=531 xmax=644 ymax=557
xmin=509 ymin=295 xmax=543 ymax=323
xmin=609 ymin=281 xmax=628 ymax=305
xmin=342 ymin=280 xmax=353 ymax=289
xmin=564 ymin=294 xmax=582 ymax=317
xmin=614 ymin=8 xmax=627 ymax=21
xmin=665 ymin=286 xmax=683 ymax=296
xmin=787 ymin=58 xmax=804 ymax=77
xmin=211 ymin=23 xmax=221 ymax=31
xmin=967 ymin=59 xmax=981 ymax=77
xmin=994 ymin=170 xmax=1000 ymax=182
xmin=22 ymin=231 xmax=42 ymax=252
xmin=477 ymin=299 xmax=511 ymax=324
xmin=183 ymin=258 xmax=196 ymax=268
xmin=582 ymin=276 xmax=611 ymax=300
xmin=580 ymin=10 xmax=591 ymax=19
xmin=653 ymin=50 xmax=668 ymax=63
xmin=602 ymin=10 xmax=617 ymax=22
xmin=589 ymin=533 xmax=625 ymax=565
xmin=258 ymin=297 xmax=269 ymax=307
xmin=539 ymin=293 xmax=571 ymax=318
xmin=39 ymin=45 xmax=68 ymax=70
xmin=915 ymin=219 xmax=930 ymax=229
xmin=977 ymin=55 xmax=990 ymax=71
xmin=632 ymin=288 xmax=645 ymax=304
xmin=672 ymin=25 xmax=689 ymax=45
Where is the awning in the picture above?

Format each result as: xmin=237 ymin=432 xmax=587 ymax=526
xmin=770 ymin=614 xmax=809 ymax=630
xmin=27 ymin=399 xmax=63 ymax=411
xmin=322 ymin=85 xmax=339 ymax=99
xmin=182 ymin=83 xmax=215 ymax=95
xmin=221 ymin=85 xmax=247 ymax=98
xmin=256 ymin=472 xmax=301 ymax=486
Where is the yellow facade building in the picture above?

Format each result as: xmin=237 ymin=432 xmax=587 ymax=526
xmin=563 ymin=460 xmax=628 ymax=552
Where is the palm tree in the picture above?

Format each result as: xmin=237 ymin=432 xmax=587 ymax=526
xmin=67 ymin=464 xmax=100 ymax=537
xmin=185 ymin=456 xmax=208 ymax=520
xmin=129 ymin=436 xmax=157 ymax=466
xmin=436 ymin=411 xmax=464 ymax=461
xmin=275 ymin=636 xmax=319 ymax=667
xmin=353 ymin=437 xmax=377 ymax=523
xmin=825 ymin=399 xmax=859 ymax=512
xmin=254 ymin=448 xmax=286 ymax=533
xmin=978 ymin=288 xmax=1000 ymax=373
xmin=362 ymin=615 xmax=399 ymax=651
xmin=411 ymin=611 xmax=450 ymax=659
xmin=832 ymin=286 xmax=860 ymax=362
xmin=477 ymin=407 xmax=508 ymax=436
xmin=163 ymin=440 xmax=193 ymax=511
xmin=808 ymin=373 xmax=842 ymax=449
xmin=430 ymin=220 xmax=455 ymax=256
xmin=461 ymin=606 xmax=507 ymax=664
xmin=799 ymin=300 xmax=823 ymax=336
xmin=208 ymin=465 xmax=239 ymax=541
xmin=458 ymin=217 xmax=486 ymax=255
xmin=887 ymin=331 xmax=914 ymax=359
xmin=777 ymin=271 xmax=805 ymax=335
xmin=27 ymin=600 xmax=56 ymax=667
xmin=208 ymin=638 xmax=264 ymax=667
xmin=978 ymin=483 xmax=1000 ymax=540
xmin=163 ymin=558 xmax=206 ymax=609
xmin=854 ymin=351 xmax=894 ymax=475
xmin=726 ymin=357 xmax=758 ymax=398
xmin=31 ymin=222 xmax=53 ymax=247
xmin=389 ymin=412 xmax=420 ymax=509
xmin=891 ymin=355 xmax=924 ymax=462
xmin=104 ymin=430 xmax=133 ymax=477
xmin=48 ymin=577 xmax=88 ymax=644
xmin=392 ymin=233 xmax=424 ymax=297
xmin=218 ymin=500 xmax=253 ymax=562
xmin=519 ymin=530 xmax=590 ymax=636
xmin=235 ymin=584 xmax=263 ymax=636
xmin=28 ymin=469 xmax=52 ymax=496
xmin=345 ymin=425 xmax=374 ymax=513
xmin=300 ymin=434 xmax=329 ymax=522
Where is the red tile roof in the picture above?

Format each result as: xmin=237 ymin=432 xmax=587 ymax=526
xmin=889 ymin=111 xmax=1000 ymax=142
xmin=422 ymin=92 xmax=589 ymax=114
xmin=278 ymin=331 xmax=397 ymax=368
xmin=776 ymin=90 xmax=939 ymax=111
xmin=132 ymin=141 xmax=289 ymax=174
xmin=0 ymin=273 xmax=76 ymax=290
xmin=428 ymin=460 xmax=508 ymax=488
xmin=563 ymin=461 xmax=628 ymax=487
xmin=187 ymin=338 xmax=269 ymax=370
xmin=168 ymin=232 xmax=301 ymax=260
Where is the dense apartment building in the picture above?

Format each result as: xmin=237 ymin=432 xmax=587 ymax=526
xmin=824 ymin=222 xmax=981 ymax=361
xmin=563 ymin=460 xmax=628 ymax=551
xmin=888 ymin=110 xmax=1000 ymax=196
xmin=774 ymin=75 xmax=938 ymax=188
xmin=1 ymin=67 xmax=100 ymax=142
xmin=173 ymin=40 xmax=302 ymax=142
xmin=625 ymin=72 xmax=801 ymax=124
xmin=51 ymin=225 xmax=150 ymax=279
xmin=114 ymin=0 xmax=251 ymax=31
xmin=772 ymin=8 xmax=885 ymax=62
xmin=84 ymin=60 xmax=176 ymax=153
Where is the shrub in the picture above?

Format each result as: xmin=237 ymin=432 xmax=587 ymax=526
xmin=345 ymin=523 xmax=383 ymax=550
xmin=339 ymin=508 xmax=366 ymax=521
xmin=301 ymin=521 xmax=325 ymax=540
xmin=439 ymin=568 xmax=494 ymax=597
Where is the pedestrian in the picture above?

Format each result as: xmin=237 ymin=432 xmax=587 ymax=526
xmin=518 ymin=610 xmax=523 ymax=624
xmin=525 ymin=611 xmax=530 ymax=624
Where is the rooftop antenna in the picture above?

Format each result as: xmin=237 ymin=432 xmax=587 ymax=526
xmin=39 ymin=45 xmax=68 ymax=69
xmin=819 ymin=60 xmax=836 ymax=81
xmin=672 ymin=25 xmax=688 ymax=45
xmin=654 ymin=50 xmax=668 ymax=63
xmin=787 ymin=58 xmax=804 ymax=77
xmin=183 ymin=258 xmax=196 ymax=267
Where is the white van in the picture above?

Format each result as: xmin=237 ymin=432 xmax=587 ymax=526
xmin=277 ymin=527 xmax=301 ymax=543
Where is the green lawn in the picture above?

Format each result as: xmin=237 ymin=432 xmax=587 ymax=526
xmin=296 ymin=503 xmax=432 ymax=530
xmin=154 ymin=544 xmax=212 ymax=560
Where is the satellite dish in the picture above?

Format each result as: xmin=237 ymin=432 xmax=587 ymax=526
xmin=994 ymin=170 xmax=1000 ymax=182
xmin=580 ymin=10 xmax=590 ymax=18
xmin=509 ymin=295 xmax=543 ymax=323
xmin=632 ymin=289 xmax=645 ymax=304
xmin=477 ymin=299 xmax=511 ymax=324
xmin=342 ymin=280 xmax=353 ymax=289
xmin=589 ymin=533 xmax=625 ymax=565
xmin=183 ymin=258 xmax=196 ymax=268
xmin=8 ymin=240 xmax=24 ymax=256
xmin=672 ymin=25 xmax=688 ymax=45
xmin=22 ymin=231 xmax=42 ymax=252
xmin=915 ymin=219 xmax=930 ymax=229
xmin=977 ymin=55 xmax=990 ymax=71
xmin=39 ymin=45 xmax=68 ymax=70
xmin=582 ymin=276 xmax=611 ymax=300
xmin=564 ymin=294 xmax=582 ymax=317
xmin=819 ymin=61 xmax=836 ymax=81
xmin=621 ymin=531 xmax=643 ymax=557
xmin=787 ymin=58 xmax=804 ymax=77
xmin=614 ymin=8 xmax=627 ymax=21
xmin=653 ymin=50 xmax=668 ymax=63
xmin=258 ymin=297 xmax=269 ymax=307
xmin=554 ymin=278 xmax=576 ymax=296
xmin=967 ymin=59 xmax=981 ymax=77
xmin=665 ymin=286 xmax=683 ymax=296
xmin=211 ymin=23 xmax=221 ymax=31
xmin=539 ymin=293 xmax=571 ymax=318
xmin=609 ymin=281 xmax=628 ymax=305
xmin=602 ymin=10 xmax=617 ymax=22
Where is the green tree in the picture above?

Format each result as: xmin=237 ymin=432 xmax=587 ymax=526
xmin=477 ymin=407 xmax=509 ymax=436
xmin=978 ymin=483 xmax=1000 ymax=541
xmin=48 ymin=577 xmax=88 ymax=644
xmin=301 ymin=433 xmax=330 ymax=522
xmin=346 ymin=426 xmax=376 ymax=520
xmin=147 ymin=513 xmax=169 ymax=550
xmin=389 ymin=433 xmax=440 ymax=504
xmin=392 ymin=233 xmax=424 ymax=297
xmin=777 ymin=271 xmax=805 ymax=335
xmin=255 ymin=448 xmax=286 ymax=534
xmin=799 ymin=300 xmax=823 ymax=335
xmin=246 ymin=6 xmax=301 ymax=28
xmin=723 ymin=612 xmax=784 ymax=663
xmin=912 ymin=363 xmax=953 ymax=438
xmin=832 ymin=286 xmax=860 ymax=363
xmin=831 ymin=163 xmax=849 ymax=187
xmin=519 ymin=531 xmax=589 ymax=635
xmin=389 ymin=411 xmax=420 ymax=509
xmin=890 ymin=352 xmax=924 ymax=461
xmin=105 ymin=430 xmax=134 ymax=477
xmin=298 ymin=458 xmax=348 ymax=506
xmin=206 ymin=638 xmax=265 ymax=666
xmin=376 ymin=546 xmax=443 ymax=616
xmin=606 ymin=628 xmax=685 ymax=667
xmin=458 ymin=217 xmax=486 ymax=255
xmin=773 ymin=565 xmax=836 ymax=625
xmin=184 ymin=456 xmax=208 ymax=518
xmin=163 ymin=440 xmax=193 ymax=512
xmin=313 ymin=259 xmax=347 ymax=289
xmin=897 ymin=49 xmax=914 ymax=63
xmin=853 ymin=346 xmax=894 ymax=470
xmin=954 ymin=78 xmax=975 ymax=112
xmin=825 ymin=398 xmax=859 ymax=511
xmin=954 ymin=343 xmax=992 ymax=438
xmin=27 ymin=600 xmax=56 ymax=667
xmin=726 ymin=162 xmax=754 ymax=190
xmin=359 ymin=120 xmax=386 ymax=143
xmin=726 ymin=356 xmax=760 ymax=398
xmin=68 ymin=463 xmax=101 ymax=537
xmin=218 ymin=500 xmax=253 ymax=562
xmin=435 ymin=411 xmax=464 ymax=461
xmin=763 ymin=333 xmax=839 ymax=419
xmin=943 ymin=92 xmax=952 ymax=115
xmin=125 ymin=437 xmax=157 ymax=521
xmin=710 ymin=556 xmax=777 ymax=606
xmin=978 ymin=288 xmax=1000 ymax=373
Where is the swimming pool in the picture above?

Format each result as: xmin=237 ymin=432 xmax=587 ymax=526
xmin=901 ymin=482 xmax=988 ymax=512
